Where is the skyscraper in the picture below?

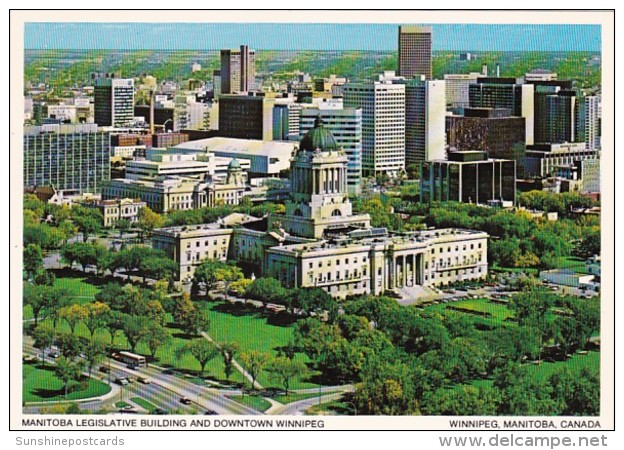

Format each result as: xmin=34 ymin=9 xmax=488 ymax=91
xmin=398 ymin=25 xmax=432 ymax=80
xmin=404 ymin=77 xmax=446 ymax=166
xmin=577 ymin=95 xmax=601 ymax=150
xmin=93 ymin=76 xmax=135 ymax=127
xmin=220 ymin=45 xmax=256 ymax=94
xmin=344 ymin=74 xmax=405 ymax=177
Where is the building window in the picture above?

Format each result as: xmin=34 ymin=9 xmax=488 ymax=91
xmin=309 ymin=262 xmax=313 ymax=269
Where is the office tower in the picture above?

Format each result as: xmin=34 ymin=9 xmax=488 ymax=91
xmin=524 ymin=143 xmax=599 ymax=178
xmin=444 ymin=73 xmax=481 ymax=111
xmin=578 ymin=95 xmax=601 ymax=150
xmin=220 ymin=45 xmax=256 ymax=94
xmin=218 ymin=94 xmax=274 ymax=140
xmin=300 ymin=107 xmax=363 ymax=195
xmin=525 ymin=78 xmax=576 ymax=144
xmin=398 ymin=25 xmax=433 ymax=80
xmin=404 ymin=77 xmax=446 ymax=166
xmin=469 ymin=77 xmax=534 ymax=145
xmin=24 ymin=124 xmax=111 ymax=193
xmin=446 ymin=107 xmax=526 ymax=176
xmin=93 ymin=76 xmax=135 ymax=127
xmin=344 ymin=75 xmax=405 ymax=177
xmin=420 ymin=151 xmax=516 ymax=205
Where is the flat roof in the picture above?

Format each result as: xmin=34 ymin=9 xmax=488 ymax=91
xmin=175 ymin=137 xmax=295 ymax=157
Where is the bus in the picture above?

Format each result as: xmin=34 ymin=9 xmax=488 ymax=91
xmin=118 ymin=351 xmax=147 ymax=368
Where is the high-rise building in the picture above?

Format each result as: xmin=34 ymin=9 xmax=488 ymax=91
xmin=420 ymin=151 xmax=516 ymax=205
xmin=93 ymin=77 xmax=135 ymax=127
xmin=220 ymin=45 xmax=256 ymax=94
xmin=24 ymin=124 xmax=111 ymax=193
xmin=300 ymin=107 xmax=363 ymax=195
xmin=446 ymin=107 xmax=526 ymax=176
xmin=218 ymin=94 xmax=274 ymax=141
xmin=398 ymin=25 xmax=432 ymax=80
xmin=344 ymin=74 xmax=406 ymax=177
xmin=577 ymin=95 xmax=601 ymax=150
xmin=404 ymin=77 xmax=446 ymax=166
xmin=526 ymin=78 xmax=576 ymax=144
xmin=469 ymin=77 xmax=534 ymax=145
xmin=444 ymin=73 xmax=481 ymax=111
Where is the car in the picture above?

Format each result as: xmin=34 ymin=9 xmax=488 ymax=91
xmin=48 ymin=350 xmax=60 ymax=359
xmin=137 ymin=376 xmax=151 ymax=384
xmin=152 ymin=408 xmax=168 ymax=415
xmin=99 ymin=365 xmax=110 ymax=373
xmin=204 ymin=409 xmax=218 ymax=415
xmin=126 ymin=376 xmax=135 ymax=383
xmin=180 ymin=397 xmax=192 ymax=405
xmin=162 ymin=368 xmax=175 ymax=375
xmin=115 ymin=377 xmax=129 ymax=386
xmin=119 ymin=406 xmax=138 ymax=414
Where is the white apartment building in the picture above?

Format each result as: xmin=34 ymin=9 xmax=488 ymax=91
xmin=344 ymin=73 xmax=406 ymax=177
xmin=405 ymin=77 xmax=446 ymax=165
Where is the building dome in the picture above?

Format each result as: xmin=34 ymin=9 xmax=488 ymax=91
xmin=299 ymin=116 xmax=338 ymax=152
xmin=228 ymin=157 xmax=241 ymax=171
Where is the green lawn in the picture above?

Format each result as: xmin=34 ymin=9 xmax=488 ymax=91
xmin=38 ymin=298 xmax=318 ymax=390
xmin=306 ymin=400 xmax=355 ymax=416
xmin=455 ymin=350 xmax=600 ymax=394
xmin=552 ymin=256 xmax=592 ymax=274
xmin=23 ymin=360 xmax=111 ymax=403
xmin=131 ymin=396 xmax=158 ymax=412
xmin=427 ymin=298 xmax=514 ymax=327
xmin=274 ymin=391 xmax=323 ymax=405
xmin=24 ymin=275 xmax=101 ymax=321
xmin=226 ymin=394 xmax=273 ymax=412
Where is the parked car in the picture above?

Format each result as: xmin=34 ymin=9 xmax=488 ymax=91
xmin=180 ymin=397 xmax=192 ymax=405
xmin=99 ymin=365 xmax=110 ymax=373
xmin=137 ymin=376 xmax=151 ymax=384
xmin=115 ymin=377 xmax=129 ymax=386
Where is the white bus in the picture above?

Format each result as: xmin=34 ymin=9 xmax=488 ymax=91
xmin=118 ymin=351 xmax=147 ymax=368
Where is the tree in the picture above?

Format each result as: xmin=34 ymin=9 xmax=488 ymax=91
xmin=172 ymin=292 xmax=197 ymax=328
xmin=220 ymin=342 xmax=239 ymax=381
xmin=32 ymin=325 xmax=55 ymax=364
xmin=61 ymin=242 xmax=97 ymax=272
xmin=71 ymin=206 xmax=102 ymax=242
xmin=186 ymin=339 xmax=219 ymax=377
xmin=293 ymin=288 xmax=337 ymax=320
xmin=219 ymin=264 xmax=243 ymax=300
xmin=353 ymin=358 xmax=420 ymax=415
xmin=82 ymin=339 xmax=106 ymax=377
xmin=122 ymin=315 xmax=151 ymax=353
xmin=137 ymin=207 xmax=165 ymax=242
xmin=421 ymin=386 xmax=500 ymax=416
xmin=239 ymin=351 xmax=270 ymax=390
xmin=24 ymin=283 xmax=45 ymax=327
xmin=24 ymin=243 xmax=43 ymax=279
xmin=551 ymin=367 xmax=599 ymax=416
xmin=95 ymin=283 xmax=128 ymax=312
xmin=58 ymin=304 xmax=89 ymax=334
xmin=267 ymin=356 xmax=308 ymax=394
xmin=84 ymin=302 xmax=111 ymax=339
xmin=144 ymin=323 xmax=171 ymax=361
xmin=55 ymin=356 xmax=84 ymax=398
xmin=55 ymin=332 xmax=84 ymax=360
xmin=114 ymin=219 xmax=132 ymax=238
xmin=245 ymin=277 xmax=287 ymax=305
xmin=575 ymin=229 xmax=600 ymax=258
xmin=192 ymin=259 xmax=229 ymax=300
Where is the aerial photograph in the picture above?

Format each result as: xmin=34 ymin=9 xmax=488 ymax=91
xmin=18 ymin=17 xmax=605 ymax=421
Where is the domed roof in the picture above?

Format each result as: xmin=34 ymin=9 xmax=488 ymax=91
xmin=228 ymin=157 xmax=241 ymax=170
xmin=299 ymin=116 xmax=338 ymax=152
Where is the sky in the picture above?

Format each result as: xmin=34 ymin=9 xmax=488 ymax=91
xmin=24 ymin=23 xmax=601 ymax=52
